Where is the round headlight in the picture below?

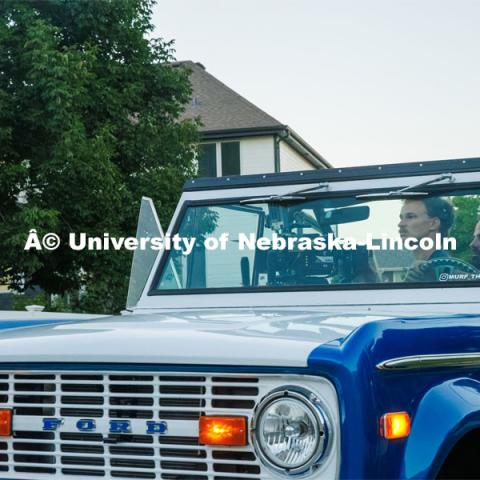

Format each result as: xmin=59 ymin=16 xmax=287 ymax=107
xmin=253 ymin=389 xmax=329 ymax=476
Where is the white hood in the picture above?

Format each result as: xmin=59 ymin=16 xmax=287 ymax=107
xmin=0 ymin=309 xmax=391 ymax=367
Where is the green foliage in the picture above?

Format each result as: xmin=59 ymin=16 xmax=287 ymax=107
xmin=11 ymin=292 xmax=48 ymax=312
xmin=11 ymin=291 xmax=75 ymax=312
xmin=450 ymin=195 xmax=480 ymax=261
xmin=0 ymin=0 xmax=198 ymax=313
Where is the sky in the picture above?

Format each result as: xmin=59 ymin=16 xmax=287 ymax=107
xmin=152 ymin=0 xmax=480 ymax=168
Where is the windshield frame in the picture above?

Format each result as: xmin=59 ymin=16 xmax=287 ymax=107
xmin=148 ymin=181 xmax=480 ymax=296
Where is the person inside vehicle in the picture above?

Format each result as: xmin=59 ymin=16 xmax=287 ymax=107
xmin=398 ymin=197 xmax=454 ymax=282
xmin=470 ymin=218 xmax=480 ymax=269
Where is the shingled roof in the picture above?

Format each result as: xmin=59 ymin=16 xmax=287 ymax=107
xmin=176 ymin=61 xmax=283 ymax=132
xmin=174 ymin=61 xmax=330 ymax=168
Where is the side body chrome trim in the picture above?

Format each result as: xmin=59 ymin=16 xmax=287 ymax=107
xmin=377 ymin=353 xmax=480 ymax=370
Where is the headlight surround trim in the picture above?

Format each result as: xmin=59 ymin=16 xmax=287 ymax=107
xmin=251 ymin=386 xmax=332 ymax=477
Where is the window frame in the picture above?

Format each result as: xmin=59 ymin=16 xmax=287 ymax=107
xmin=197 ymin=141 xmax=241 ymax=177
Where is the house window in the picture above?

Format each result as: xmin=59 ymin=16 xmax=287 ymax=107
xmin=198 ymin=143 xmax=217 ymax=177
xmin=221 ymin=142 xmax=240 ymax=176
xmin=198 ymin=141 xmax=241 ymax=177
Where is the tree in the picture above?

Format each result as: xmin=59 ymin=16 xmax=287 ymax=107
xmin=451 ymin=195 xmax=480 ymax=262
xmin=0 ymin=0 xmax=198 ymax=313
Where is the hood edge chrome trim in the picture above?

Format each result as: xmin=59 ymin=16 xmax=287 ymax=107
xmin=377 ymin=353 xmax=480 ymax=370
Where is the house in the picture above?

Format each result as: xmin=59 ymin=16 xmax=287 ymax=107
xmin=175 ymin=61 xmax=331 ymax=177
xmin=373 ymin=245 xmax=413 ymax=282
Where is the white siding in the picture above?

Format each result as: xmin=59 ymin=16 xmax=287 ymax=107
xmin=198 ymin=136 xmax=317 ymax=177
xmin=279 ymin=141 xmax=315 ymax=172
xmin=240 ymin=136 xmax=275 ymax=174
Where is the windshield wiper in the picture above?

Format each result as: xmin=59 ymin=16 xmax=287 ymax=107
xmin=240 ymin=194 xmax=307 ymax=204
xmin=289 ymin=182 xmax=330 ymax=196
xmin=356 ymin=173 xmax=455 ymax=200
xmin=239 ymin=182 xmax=329 ymax=205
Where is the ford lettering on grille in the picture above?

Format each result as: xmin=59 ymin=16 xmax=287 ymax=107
xmin=41 ymin=417 xmax=168 ymax=434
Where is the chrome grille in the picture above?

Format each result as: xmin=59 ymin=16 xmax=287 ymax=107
xmin=0 ymin=371 xmax=274 ymax=479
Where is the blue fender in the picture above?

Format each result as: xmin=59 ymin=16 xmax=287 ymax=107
xmin=402 ymin=377 xmax=480 ymax=479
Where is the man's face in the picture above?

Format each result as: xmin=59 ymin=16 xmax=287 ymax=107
xmin=470 ymin=221 xmax=480 ymax=268
xmin=398 ymin=200 xmax=440 ymax=240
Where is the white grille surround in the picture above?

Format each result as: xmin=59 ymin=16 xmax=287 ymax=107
xmin=0 ymin=371 xmax=340 ymax=480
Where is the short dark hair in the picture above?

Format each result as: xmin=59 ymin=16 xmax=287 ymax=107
xmin=423 ymin=197 xmax=454 ymax=236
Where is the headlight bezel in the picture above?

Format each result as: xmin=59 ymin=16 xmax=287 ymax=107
xmin=251 ymin=386 xmax=332 ymax=477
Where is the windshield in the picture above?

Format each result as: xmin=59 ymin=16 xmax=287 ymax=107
xmin=153 ymin=190 xmax=480 ymax=292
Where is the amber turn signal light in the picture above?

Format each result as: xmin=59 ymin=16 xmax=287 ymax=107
xmin=0 ymin=409 xmax=12 ymax=436
xmin=199 ymin=416 xmax=247 ymax=446
xmin=381 ymin=412 xmax=410 ymax=440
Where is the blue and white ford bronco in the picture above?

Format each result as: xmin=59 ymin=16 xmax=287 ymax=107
xmin=1 ymin=157 xmax=480 ymax=479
